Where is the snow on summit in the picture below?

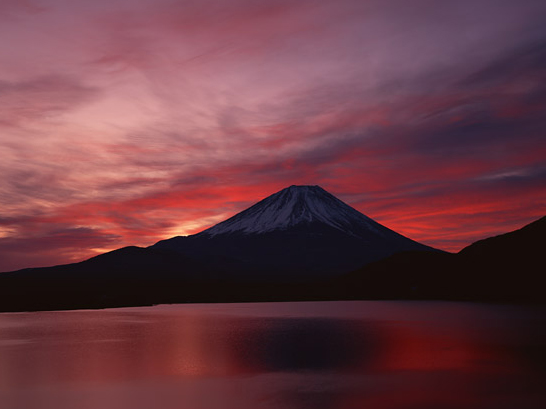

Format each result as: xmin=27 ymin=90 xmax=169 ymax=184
xmin=201 ymin=185 xmax=389 ymax=238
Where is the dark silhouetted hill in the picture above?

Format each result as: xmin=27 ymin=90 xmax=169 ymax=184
xmin=0 ymin=186 xmax=542 ymax=311
xmin=336 ymin=216 xmax=545 ymax=303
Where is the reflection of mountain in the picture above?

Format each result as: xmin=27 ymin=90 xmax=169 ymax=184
xmin=0 ymin=187 xmax=543 ymax=311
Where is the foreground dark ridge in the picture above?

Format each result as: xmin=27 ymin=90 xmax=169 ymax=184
xmin=0 ymin=215 xmax=543 ymax=312
xmin=338 ymin=215 xmax=545 ymax=303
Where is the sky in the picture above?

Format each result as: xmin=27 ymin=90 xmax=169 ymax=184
xmin=0 ymin=0 xmax=545 ymax=272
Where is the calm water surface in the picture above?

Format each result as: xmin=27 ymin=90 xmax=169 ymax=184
xmin=0 ymin=301 xmax=545 ymax=409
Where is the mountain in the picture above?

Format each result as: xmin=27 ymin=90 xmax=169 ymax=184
xmin=151 ymin=185 xmax=435 ymax=279
xmin=458 ymin=215 xmax=544 ymax=260
xmin=337 ymin=216 xmax=545 ymax=303
xmin=454 ymin=215 xmax=545 ymax=302
xmin=200 ymin=185 xmax=397 ymax=237
xmin=2 ymin=185 xmax=540 ymax=312
xmin=0 ymin=185 xmax=437 ymax=311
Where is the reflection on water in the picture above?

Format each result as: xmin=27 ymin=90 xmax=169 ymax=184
xmin=0 ymin=301 xmax=545 ymax=409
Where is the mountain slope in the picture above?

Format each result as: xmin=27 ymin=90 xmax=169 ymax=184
xmin=152 ymin=185 xmax=436 ymax=278
xmin=455 ymin=215 xmax=545 ymax=302
xmin=337 ymin=216 xmax=545 ymax=303
xmin=0 ymin=246 xmax=211 ymax=312
xmin=201 ymin=185 xmax=393 ymax=238
xmin=458 ymin=215 xmax=544 ymax=260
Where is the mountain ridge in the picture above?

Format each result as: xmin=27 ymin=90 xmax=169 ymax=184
xmin=337 ymin=215 xmax=545 ymax=303
xmin=0 ymin=185 xmax=542 ymax=312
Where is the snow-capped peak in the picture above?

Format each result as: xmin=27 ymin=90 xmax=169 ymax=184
xmin=200 ymin=185 xmax=387 ymax=238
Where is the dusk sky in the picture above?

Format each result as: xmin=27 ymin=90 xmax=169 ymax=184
xmin=1 ymin=0 xmax=545 ymax=271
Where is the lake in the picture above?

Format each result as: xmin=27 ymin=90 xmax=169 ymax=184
xmin=0 ymin=301 xmax=545 ymax=409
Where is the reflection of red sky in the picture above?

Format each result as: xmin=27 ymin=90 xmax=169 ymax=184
xmin=1 ymin=304 xmax=541 ymax=409
xmin=369 ymin=322 xmax=518 ymax=374
xmin=0 ymin=313 xmax=252 ymax=387
xmin=0 ymin=310 xmax=524 ymax=387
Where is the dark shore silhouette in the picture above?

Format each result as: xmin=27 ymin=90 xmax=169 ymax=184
xmin=0 ymin=186 xmax=543 ymax=312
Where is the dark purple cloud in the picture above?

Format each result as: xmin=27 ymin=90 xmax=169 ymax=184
xmin=0 ymin=76 xmax=98 ymax=127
